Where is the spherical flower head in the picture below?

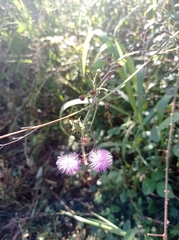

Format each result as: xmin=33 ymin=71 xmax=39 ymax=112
xmin=56 ymin=152 xmax=81 ymax=175
xmin=88 ymin=149 xmax=113 ymax=172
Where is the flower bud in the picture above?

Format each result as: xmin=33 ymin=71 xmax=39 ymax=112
xmin=105 ymin=103 xmax=110 ymax=110
xmin=90 ymin=89 xmax=96 ymax=96
xmin=79 ymin=95 xmax=85 ymax=101
xmin=81 ymin=137 xmax=90 ymax=146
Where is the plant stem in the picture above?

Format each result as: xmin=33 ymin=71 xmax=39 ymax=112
xmin=163 ymin=69 xmax=179 ymax=240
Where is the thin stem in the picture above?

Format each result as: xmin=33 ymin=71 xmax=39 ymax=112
xmin=83 ymin=90 xmax=100 ymax=125
xmin=80 ymin=128 xmax=88 ymax=165
xmin=0 ymin=129 xmax=37 ymax=148
xmin=163 ymin=69 xmax=179 ymax=240
xmin=0 ymin=107 xmax=88 ymax=141
xmin=90 ymin=105 xmax=98 ymax=129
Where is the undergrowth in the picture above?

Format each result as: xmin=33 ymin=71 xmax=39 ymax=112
xmin=0 ymin=0 xmax=179 ymax=239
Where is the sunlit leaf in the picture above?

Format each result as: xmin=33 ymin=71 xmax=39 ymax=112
xmin=117 ymin=58 xmax=127 ymax=66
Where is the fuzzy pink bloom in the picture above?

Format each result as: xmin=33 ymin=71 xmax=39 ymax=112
xmin=56 ymin=152 xmax=81 ymax=175
xmin=88 ymin=149 xmax=113 ymax=172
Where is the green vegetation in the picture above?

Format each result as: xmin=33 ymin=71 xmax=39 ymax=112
xmin=0 ymin=0 xmax=179 ymax=239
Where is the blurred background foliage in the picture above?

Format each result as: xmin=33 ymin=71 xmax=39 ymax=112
xmin=0 ymin=0 xmax=179 ymax=239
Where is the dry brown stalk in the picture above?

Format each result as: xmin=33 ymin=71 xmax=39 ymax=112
xmin=0 ymin=107 xmax=88 ymax=147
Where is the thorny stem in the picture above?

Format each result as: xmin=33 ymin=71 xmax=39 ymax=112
xmin=163 ymin=69 xmax=179 ymax=240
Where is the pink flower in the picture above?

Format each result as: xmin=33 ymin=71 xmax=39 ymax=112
xmin=88 ymin=149 xmax=113 ymax=172
xmin=56 ymin=152 xmax=81 ymax=175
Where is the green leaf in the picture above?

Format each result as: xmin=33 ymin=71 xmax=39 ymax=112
xmin=115 ymin=171 xmax=123 ymax=184
xmin=100 ymin=173 xmax=109 ymax=184
xmin=120 ymin=192 xmax=127 ymax=203
xmin=142 ymin=93 xmax=173 ymax=128
xmin=98 ymin=141 xmax=122 ymax=148
xmin=142 ymin=178 xmax=156 ymax=195
xmin=173 ymin=144 xmax=179 ymax=157
xmin=123 ymin=219 xmax=131 ymax=231
xmin=82 ymin=27 xmax=93 ymax=75
xmin=150 ymin=126 xmax=160 ymax=143
xmin=82 ymin=29 xmax=113 ymax=75
xmin=111 ymin=205 xmax=120 ymax=213
xmin=170 ymin=207 xmax=178 ymax=219
xmin=101 ymin=207 xmax=111 ymax=216
xmin=115 ymin=41 xmax=137 ymax=113
xmin=141 ymin=109 xmax=155 ymax=128
xmin=124 ymin=228 xmax=137 ymax=240
xmin=127 ymin=189 xmax=137 ymax=198
xmin=171 ymin=229 xmax=179 ymax=235
xmin=158 ymin=113 xmax=179 ymax=130
xmin=92 ymin=59 xmax=106 ymax=70
xmin=110 ymin=103 xmax=132 ymax=117
xmin=150 ymin=170 xmax=164 ymax=181
xmin=108 ymin=171 xmax=118 ymax=179
xmin=107 ymin=127 xmax=121 ymax=136
xmin=156 ymin=94 xmax=173 ymax=122
xmin=156 ymin=181 xmax=174 ymax=199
